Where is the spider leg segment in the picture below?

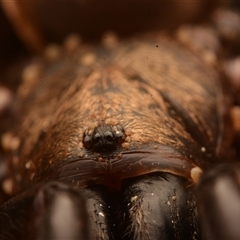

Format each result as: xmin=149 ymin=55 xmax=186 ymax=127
xmin=197 ymin=163 xmax=240 ymax=240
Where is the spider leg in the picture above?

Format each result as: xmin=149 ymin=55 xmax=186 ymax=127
xmin=197 ymin=163 xmax=240 ymax=240
xmin=0 ymin=182 xmax=90 ymax=240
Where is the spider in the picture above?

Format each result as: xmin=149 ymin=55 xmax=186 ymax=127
xmin=0 ymin=2 xmax=240 ymax=240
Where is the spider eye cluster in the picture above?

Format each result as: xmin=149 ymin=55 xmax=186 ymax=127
xmin=83 ymin=125 xmax=125 ymax=152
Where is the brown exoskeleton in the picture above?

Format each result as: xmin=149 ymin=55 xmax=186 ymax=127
xmin=1 ymin=2 xmax=240 ymax=240
xmin=0 ymin=31 xmax=235 ymax=239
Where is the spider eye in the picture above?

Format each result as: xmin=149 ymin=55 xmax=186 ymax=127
xmin=115 ymin=129 xmax=125 ymax=144
xmin=93 ymin=132 xmax=101 ymax=144
xmin=83 ymin=133 xmax=92 ymax=149
xmin=104 ymin=131 xmax=115 ymax=143
xmin=82 ymin=125 xmax=125 ymax=152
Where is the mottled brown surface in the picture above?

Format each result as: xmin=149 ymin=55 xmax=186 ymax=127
xmin=8 ymin=34 xmax=231 ymax=193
